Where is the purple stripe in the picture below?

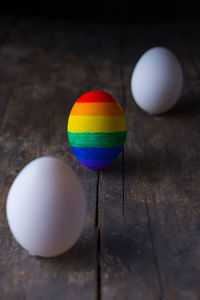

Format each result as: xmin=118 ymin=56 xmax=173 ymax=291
xmin=78 ymin=160 xmax=112 ymax=170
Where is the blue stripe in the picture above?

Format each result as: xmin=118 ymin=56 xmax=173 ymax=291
xmin=71 ymin=146 xmax=123 ymax=162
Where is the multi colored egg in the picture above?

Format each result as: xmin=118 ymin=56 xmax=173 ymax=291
xmin=67 ymin=90 xmax=127 ymax=170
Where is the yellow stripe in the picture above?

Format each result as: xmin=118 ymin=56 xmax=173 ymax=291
xmin=67 ymin=116 xmax=126 ymax=133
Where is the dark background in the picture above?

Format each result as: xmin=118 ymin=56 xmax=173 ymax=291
xmin=1 ymin=1 xmax=200 ymax=24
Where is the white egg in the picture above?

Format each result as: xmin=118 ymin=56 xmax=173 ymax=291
xmin=6 ymin=156 xmax=86 ymax=258
xmin=131 ymin=47 xmax=183 ymax=114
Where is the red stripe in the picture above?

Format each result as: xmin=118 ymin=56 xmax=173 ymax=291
xmin=77 ymin=90 xmax=117 ymax=103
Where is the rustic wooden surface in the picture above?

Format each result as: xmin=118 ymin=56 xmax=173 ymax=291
xmin=0 ymin=16 xmax=200 ymax=300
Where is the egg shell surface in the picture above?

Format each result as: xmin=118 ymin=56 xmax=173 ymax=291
xmin=131 ymin=47 xmax=183 ymax=114
xmin=6 ymin=156 xmax=86 ymax=258
xmin=67 ymin=90 xmax=127 ymax=170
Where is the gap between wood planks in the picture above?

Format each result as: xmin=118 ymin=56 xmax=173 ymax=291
xmin=94 ymin=28 xmax=127 ymax=300
xmin=119 ymin=25 xmax=164 ymax=300
xmin=145 ymin=197 xmax=164 ymax=300
xmin=95 ymin=171 xmax=101 ymax=300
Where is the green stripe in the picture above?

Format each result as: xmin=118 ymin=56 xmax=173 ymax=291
xmin=68 ymin=131 xmax=126 ymax=148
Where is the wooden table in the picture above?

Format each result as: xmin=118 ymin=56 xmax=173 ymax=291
xmin=0 ymin=16 xmax=200 ymax=300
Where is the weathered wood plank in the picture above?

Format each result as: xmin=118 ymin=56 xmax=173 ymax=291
xmin=96 ymin=27 xmax=161 ymax=300
xmin=122 ymin=22 xmax=200 ymax=299
xmin=0 ymin=16 xmax=17 ymax=128
xmin=0 ymin=17 xmax=101 ymax=300
xmin=1 ymin=17 xmax=200 ymax=300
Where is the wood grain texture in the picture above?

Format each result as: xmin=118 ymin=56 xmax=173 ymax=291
xmin=0 ymin=17 xmax=17 ymax=129
xmin=95 ymin=27 xmax=160 ymax=300
xmin=0 ymin=16 xmax=200 ymax=300
xmin=0 ymin=17 xmax=99 ymax=300
xmin=122 ymin=23 xmax=200 ymax=299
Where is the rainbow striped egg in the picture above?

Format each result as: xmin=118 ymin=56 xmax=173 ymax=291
xmin=67 ymin=90 xmax=126 ymax=170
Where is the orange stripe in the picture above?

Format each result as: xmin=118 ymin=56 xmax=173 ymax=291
xmin=70 ymin=102 xmax=124 ymax=116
